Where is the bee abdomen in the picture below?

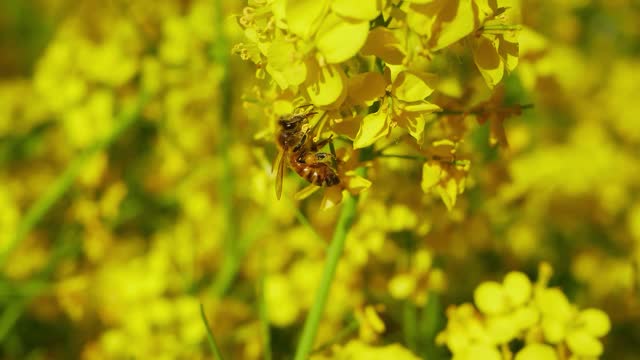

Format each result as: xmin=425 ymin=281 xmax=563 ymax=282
xmin=298 ymin=165 xmax=340 ymax=187
xmin=323 ymin=172 xmax=340 ymax=187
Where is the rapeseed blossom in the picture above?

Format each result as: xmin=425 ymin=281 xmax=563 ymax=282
xmin=235 ymin=0 xmax=524 ymax=208
xmin=0 ymin=0 xmax=638 ymax=359
xmin=437 ymin=264 xmax=611 ymax=359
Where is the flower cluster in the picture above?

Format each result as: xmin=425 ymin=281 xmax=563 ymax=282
xmin=235 ymin=0 xmax=522 ymax=209
xmin=437 ymin=263 xmax=611 ymax=359
xmin=1 ymin=0 xmax=639 ymax=359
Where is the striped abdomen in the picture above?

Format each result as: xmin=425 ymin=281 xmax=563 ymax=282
xmin=289 ymin=155 xmax=340 ymax=187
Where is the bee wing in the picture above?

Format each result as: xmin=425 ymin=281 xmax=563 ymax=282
xmin=273 ymin=149 xmax=285 ymax=200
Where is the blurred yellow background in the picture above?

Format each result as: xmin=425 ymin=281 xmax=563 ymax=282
xmin=0 ymin=0 xmax=639 ymax=359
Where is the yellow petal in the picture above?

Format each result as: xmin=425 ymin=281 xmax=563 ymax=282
xmin=306 ymin=62 xmax=347 ymax=108
xmin=437 ymin=178 xmax=458 ymax=211
xmin=460 ymin=344 xmax=502 ymax=360
xmin=320 ymin=186 xmax=344 ymax=210
xmin=421 ymin=161 xmax=442 ymax=191
xmin=541 ymin=317 xmax=566 ymax=343
xmin=536 ymin=288 xmax=573 ymax=321
xmin=332 ymin=115 xmax=362 ymax=140
xmin=265 ymin=275 xmax=300 ymax=326
xmin=503 ymin=271 xmax=532 ymax=307
xmin=285 ymin=0 xmax=330 ymax=39
xmin=347 ymin=72 xmax=387 ymax=105
xmin=353 ymin=107 xmax=390 ymax=149
xmin=431 ymin=0 xmax=476 ymax=50
xmin=486 ymin=314 xmax=518 ymax=343
xmin=399 ymin=112 xmax=426 ymax=144
xmin=474 ymin=281 xmax=507 ymax=315
xmin=566 ymin=329 xmax=603 ymax=357
xmin=392 ymin=71 xmax=436 ymax=102
xmin=315 ymin=13 xmax=369 ymax=64
xmin=473 ymin=35 xmax=504 ymax=88
xmin=294 ymin=184 xmax=321 ymax=200
xmin=473 ymin=0 xmax=495 ymax=22
xmin=406 ymin=3 xmax=438 ymax=36
xmin=499 ymin=31 xmax=519 ymax=73
xmin=364 ymin=306 xmax=386 ymax=333
xmin=414 ymin=250 xmax=433 ymax=272
xmin=514 ymin=344 xmax=557 ymax=360
xmin=331 ymin=0 xmax=381 ymax=20
xmin=345 ymin=172 xmax=372 ymax=193
xmin=519 ymin=26 xmax=548 ymax=54
xmin=577 ymin=308 xmax=611 ymax=337
xmin=389 ymin=273 xmax=417 ymax=299
xmin=360 ymin=27 xmax=406 ymax=65
xmin=266 ymin=39 xmax=307 ymax=89
xmin=512 ymin=305 xmax=539 ymax=331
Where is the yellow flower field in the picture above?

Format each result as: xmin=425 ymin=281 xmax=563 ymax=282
xmin=0 ymin=0 xmax=638 ymax=359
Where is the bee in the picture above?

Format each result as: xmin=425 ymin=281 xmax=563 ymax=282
xmin=273 ymin=106 xmax=340 ymax=200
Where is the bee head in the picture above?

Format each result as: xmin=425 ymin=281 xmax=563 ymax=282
xmin=278 ymin=117 xmax=300 ymax=131
xmin=278 ymin=111 xmax=316 ymax=132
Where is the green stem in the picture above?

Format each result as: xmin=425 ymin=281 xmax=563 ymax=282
xmin=210 ymin=0 xmax=239 ymax=297
xmin=200 ymin=303 xmax=226 ymax=360
xmin=0 ymin=94 xmax=147 ymax=269
xmin=293 ymin=169 xmax=363 ymax=360
xmin=0 ymin=302 xmax=24 ymax=341
xmin=376 ymin=154 xmax=428 ymax=162
xmin=438 ymin=103 xmax=534 ymax=116
xmin=403 ymin=301 xmax=417 ymax=351
xmin=258 ymin=266 xmax=272 ymax=360
xmin=311 ymin=319 xmax=359 ymax=355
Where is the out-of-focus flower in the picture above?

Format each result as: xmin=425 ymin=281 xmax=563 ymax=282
xmin=438 ymin=263 xmax=611 ymax=359
xmin=312 ymin=339 xmax=421 ymax=360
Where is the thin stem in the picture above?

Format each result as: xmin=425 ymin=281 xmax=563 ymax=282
xmin=0 ymin=302 xmax=24 ymax=341
xmin=438 ymin=103 xmax=534 ymax=116
xmin=258 ymin=265 xmax=272 ymax=360
xmin=311 ymin=319 xmax=359 ymax=355
xmin=200 ymin=303 xmax=226 ymax=360
xmin=403 ymin=301 xmax=418 ymax=352
xmin=376 ymin=153 xmax=428 ymax=162
xmin=211 ymin=0 xmax=239 ymax=297
xmin=0 ymin=94 xmax=148 ymax=268
xmin=293 ymin=168 xmax=364 ymax=360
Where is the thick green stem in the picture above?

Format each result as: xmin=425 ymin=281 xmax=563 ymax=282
xmin=210 ymin=0 xmax=240 ymax=297
xmin=293 ymin=174 xmax=363 ymax=360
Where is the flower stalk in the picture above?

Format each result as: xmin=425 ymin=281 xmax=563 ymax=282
xmin=293 ymin=168 xmax=364 ymax=360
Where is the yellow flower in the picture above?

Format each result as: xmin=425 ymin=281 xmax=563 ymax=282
xmin=312 ymin=339 xmax=421 ymax=360
xmin=439 ymin=264 xmax=611 ymax=359
xmin=355 ymin=305 xmax=386 ymax=342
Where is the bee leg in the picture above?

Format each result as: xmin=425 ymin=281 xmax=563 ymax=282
xmin=296 ymin=151 xmax=309 ymax=164
xmin=311 ymin=134 xmax=333 ymax=151
xmin=292 ymin=132 xmax=308 ymax=152
xmin=294 ymin=103 xmax=314 ymax=113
